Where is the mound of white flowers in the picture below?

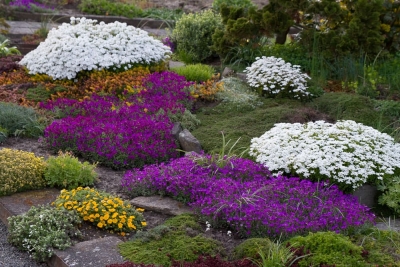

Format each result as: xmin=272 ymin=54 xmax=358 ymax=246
xmin=244 ymin=56 xmax=311 ymax=100
xmin=250 ymin=120 xmax=400 ymax=191
xmin=19 ymin=17 xmax=171 ymax=80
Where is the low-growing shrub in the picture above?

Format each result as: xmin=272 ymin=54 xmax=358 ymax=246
xmin=0 ymin=101 xmax=44 ymax=138
xmin=8 ymin=205 xmax=81 ymax=262
xmin=212 ymin=0 xmax=256 ymax=13
xmin=353 ymin=227 xmax=400 ymax=266
xmin=106 ymin=263 xmax=157 ymax=267
xmin=122 ymin=155 xmax=375 ymax=239
xmin=170 ymin=64 xmax=215 ymax=82
xmin=20 ymin=17 xmax=171 ymax=80
xmin=118 ymin=214 xmax=223 ymax=267
xmin=172 ymin=10 xmax=223 ymax=63
xmin=53 ymin=187 xmax=146 ymax=235
xmin=287 ymin=232 xmax=367 ymax=267
xmin=244 ymin=56 xmax=312 ymax=100
xmin=249 ymin=120 xmax=400 ymax=192
xmin=0 ymin=148 xmax=47 ymax=196
xmin=44 ymin=151 xmax=98 ymax=190
xmin=232 ymin=238 xmax=272 ymax=260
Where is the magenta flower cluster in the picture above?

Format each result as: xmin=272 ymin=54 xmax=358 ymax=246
xmin=42 ymin=71 xmax=194 ymax=169
xmin=122 ymin=155 xmax=375 ymax=238
xmin=9 ymin=0 xmax=54 ymax=11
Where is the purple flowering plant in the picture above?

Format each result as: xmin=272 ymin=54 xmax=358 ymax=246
xmin=41 ymin=71 xmax=194 ymax=169
xmin=9 ymin=0 xmax=54 ymax=11
xmin=122 ymin=155 xmax=376 ymax=239
xmin=162 ymin=37 xmax=175 ymax=53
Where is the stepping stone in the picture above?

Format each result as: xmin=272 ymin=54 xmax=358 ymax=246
xmin=130 ymin=196 xmax=193 ymax=216
xmin=48 ymin=236 xmax=124 ymax=267
xmin=0 ymin=188 xmax=60 ymax=227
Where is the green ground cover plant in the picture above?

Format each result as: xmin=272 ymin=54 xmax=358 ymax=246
xmin=118 ymin=214 xmax=224 ymax=267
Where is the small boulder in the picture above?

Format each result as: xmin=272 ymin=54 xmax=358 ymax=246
xmin=178 ymin=129 xmax=202 ymax=153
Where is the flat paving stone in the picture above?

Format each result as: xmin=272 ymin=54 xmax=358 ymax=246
xmin=131 ymin=196 xmax=193 ymax=216
xmin=0 ymin=188 xmax=60 ymax=227
xmin=48 ymin=236 xmax=124 ymax=267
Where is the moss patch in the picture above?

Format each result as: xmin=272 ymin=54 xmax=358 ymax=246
xmin=118 ymin=214 xmax=224 ymax=267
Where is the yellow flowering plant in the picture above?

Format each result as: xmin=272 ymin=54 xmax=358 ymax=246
xmin=53 ymin=187 xmax=146 ymax=235
xmin=0 ymin=148 xmax=47 ymax=196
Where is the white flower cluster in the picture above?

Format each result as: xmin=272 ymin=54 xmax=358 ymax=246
xmin=244 ymin=56 xmax=311 ymax=99
xmin=19 ymin=17 xmax=171 ymax=80
xmin=249 ymin=120 xmax=400 ymax=189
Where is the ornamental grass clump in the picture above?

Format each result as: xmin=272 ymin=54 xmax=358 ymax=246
xmin=8 ymin=205 xmax=82 ymax=262
xmin=53 ymin=187 xmax=146 ymax=236
xmin=0 ymin=148 xmax=47 ymax=196
xmin=19 ymin=17 xmax=171 ymax=80
xmin=249 ymin=120 xmax=400 ymax=192
xmin=122 ymin=155 xmax=375 ymax=238
xmin=244 ymin=56 xmax=312 ymax=100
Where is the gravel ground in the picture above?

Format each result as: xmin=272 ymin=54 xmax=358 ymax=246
xmin=0 ymin=220 xmax=48 ymax=267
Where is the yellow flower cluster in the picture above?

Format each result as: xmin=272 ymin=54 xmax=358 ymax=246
xmin=53 ymin=187 xmax=146 ymax=235
xmin=0 ymin=148 xmax=47 ymax=196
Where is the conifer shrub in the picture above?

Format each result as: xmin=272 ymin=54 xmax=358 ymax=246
xmin=0 ymin=148 xmax=47 ymax=196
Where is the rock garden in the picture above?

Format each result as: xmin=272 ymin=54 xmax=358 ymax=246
xmin=1 ymin=0 xmax=400 ymax=266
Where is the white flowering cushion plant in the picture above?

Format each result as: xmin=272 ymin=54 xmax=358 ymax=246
xmin=19 ymin=17 xmax=171 ymax=80
xmin=244 ymin=56 xmax=311 ymax=100
xmin=249 ymin=120 xmax=400 ymax=192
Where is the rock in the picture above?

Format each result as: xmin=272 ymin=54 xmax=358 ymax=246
xmin=221 ymin=67 xmax=234 ymax=78
xmin=178 ymin=129 xmax=202 ymax=153
xmin=352 ymin=184 xmax=378 ymax=208
xmin=171 ymin=122 xmax=183 ymax=141
xmin=236 ymin=72 xmax=247 ymax=82
xmin=130 ymin=196 xmax=193 ymax=216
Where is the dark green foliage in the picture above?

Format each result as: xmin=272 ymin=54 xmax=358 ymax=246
xmin=212 ymin=0 xmax=256 ymax=13
xmin=118 ymin=214 xmax=223 ymax=267
xmin=262 ymin=43 xmax=311 ymax=72
xmin=310 ymin=93 xmax=393 ymax=133
xmin=191 ymin=98 xmax=306 ymax=154
xmin=300 ymin=0 xmax=386 ymax=59
xmin=353 ymin=227 xmax=400 ymax=266
xmin=232 ymin=238 xmax=272 ymax=260
xmin=0 ymin=102 xmax=44 ymax=138
xmin=287 ymin=231 xmax=366 ymax=267
xmin=381 ymin=0 xmax=400 ymax=53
